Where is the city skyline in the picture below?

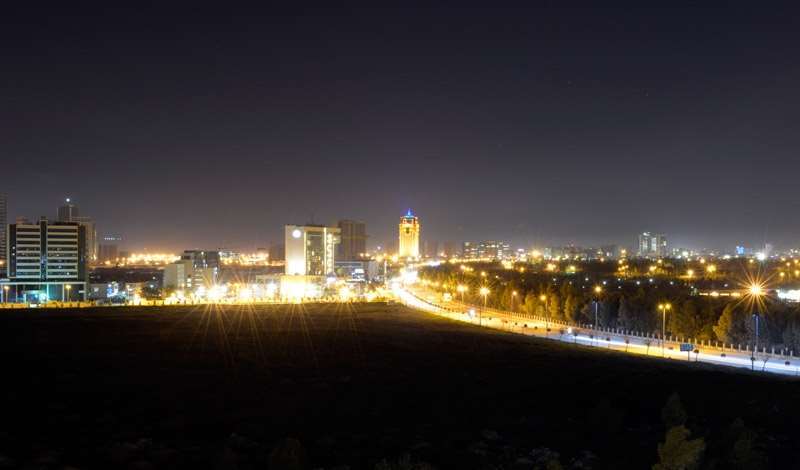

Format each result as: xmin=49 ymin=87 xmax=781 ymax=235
xmin=3 ymin=5 xmax=799 ymax=251
xmin=1 ymin=195 xmax=790 ymax=254
xmin=3 ymin=5 xmax=800 ymax=467
xmin=0 ymin=193 xmax=800 ymax=256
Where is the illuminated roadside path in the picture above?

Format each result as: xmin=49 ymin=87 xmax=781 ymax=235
xmin=395 ymin=285 xmax=799 ymax=377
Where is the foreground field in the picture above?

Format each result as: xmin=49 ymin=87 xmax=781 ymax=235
xmin=0 ymin=302 xmax=796 ymax=469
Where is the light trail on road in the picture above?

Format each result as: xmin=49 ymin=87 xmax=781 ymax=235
xmin=394 ymin=285 xmax=799 ymax=377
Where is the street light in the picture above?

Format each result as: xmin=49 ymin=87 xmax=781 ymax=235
xmin=593 ymin=286 xmax=603 ymax=332
xmin=1 ymin=285 xmax=7 ymax=304
xmin=479 ymin=286 xmax=490 ymax=326
xmin=658 ymin=303 xmax=671 ymax=357
xmin=511 ymin=290 xmax=518 ymax=313
xmin=457 ymin=284 xmax=468 ymax=303
xmin=749 ymin=283 xmax=763 ymax=296
xmin=65 ymin=284 xmax=72 ymax=303
xmin=746 ymin=282 xmax=766 ymax=360
xmin=746 ymin=282 xmax=766 ymax=359
xmin=540 ymin=294 xmax=548 ymax=335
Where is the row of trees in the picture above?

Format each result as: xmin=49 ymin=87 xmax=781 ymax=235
xmin=420 ymin=266 xmax=800 ymax=351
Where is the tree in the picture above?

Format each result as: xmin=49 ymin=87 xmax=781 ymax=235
xmin=697 ymin=301 xmax=719 ymax=341
xmin=661 ymin=393 xmax=687 ymax=428
xmin=617 ymin=289 xmax=653 ymax=332
xmin=580 ymin=301 xmax=593 ymax=325
xmin=563 ymin=293 xmax=581 ymax=324
xmin=782 ymin=317 xmax=800 ymax=351
xmin=499 ymin=285 xmax=516 ymax=310
xmin=548 ymin=291 xmax=563 ymax=321
xmin=653 ymin=426 xmax=705 ymax=470
xmin=581 ymin=300 xmax=610 ymax=327
xmin=524 ymin=292 xmax=538 ymax=315
xmin=618 ymin=296 xmax=635 ymax=331
xmin=671 ymin=300 xmax=701 ymax=340
xmin=713 ymin=304 xmax=747 ymax=344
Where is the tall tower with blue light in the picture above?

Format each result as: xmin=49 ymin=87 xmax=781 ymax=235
xmin=398 ymin=209 xmax=420 ymax=259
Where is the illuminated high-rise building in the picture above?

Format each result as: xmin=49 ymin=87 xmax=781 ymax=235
xmin=637 ymin=232 xmax=667 ymax=258
xmin=285 ymin=225 xmax=341 ymax=276
xmin=0 ymin=193 xmax=6 ymax=268
xmin=398 ymin=209 xmax=420 ymax=258
xmin=3 ymin=217 xmax=86 ymax=302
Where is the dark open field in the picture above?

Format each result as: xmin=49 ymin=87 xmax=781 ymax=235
xmin=0 ymin=302 xmax=797 ymax=469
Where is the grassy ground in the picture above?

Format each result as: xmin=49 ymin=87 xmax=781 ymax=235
xmin=0 ymin=302 xmax=796 ymax=469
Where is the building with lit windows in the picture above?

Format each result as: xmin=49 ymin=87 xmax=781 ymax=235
xmin=398 ymin=210 xmax=420 ymax=259
xmin=2 ymin=217 xmax=86 ymax=302
xmin=162 ymin=250 xmax=220 ymax=293
xmin=637 ymin=232 xmax=667 ymax=258
xmin=57 ymin=198 xmax=98 ymax=264
xmin=181 ymin=250 xmax=220 ymax=271
xmin=335 ymin=260 xmax=379 ymax=282
xmin=337 ymin=219 xmax=367 ymax=261
xmin=285 ymin=225 xmax=340 ymax=276
xmin=461 ymin=240 xmax=511 ymax=260
xmin=0 ymin=193 xmax=6 ymax=270
xmin=163 ymin=260 xmax=194 ymax=292
xmin=282 ymin=225 xmax=341 ymax=299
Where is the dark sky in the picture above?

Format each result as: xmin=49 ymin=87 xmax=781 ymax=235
xmin=3 ymin=4 xmax=799 ymax=252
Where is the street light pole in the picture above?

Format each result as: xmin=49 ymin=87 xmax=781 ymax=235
xmin=659 ymin=303 xmax=671 ymax=357
xmin=753 ymin=312 xmax=760 ymax=355
xmin=482 ymin=292 xmax=487 ymax=326
xmin=540 ymin=294 xmax=548 ymax=336
xmin=457 ymin=285 xmax=467 ymax=304
xmin=479 ymin=286 xmax=490 ymax=327
xmin=747 ymin=283 xmax=765 ymax=369
xmin=593 ymin=286 xmax=603 ymax=343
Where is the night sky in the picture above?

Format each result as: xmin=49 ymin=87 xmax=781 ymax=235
xmin=3 ymin=4 xmax=799 ymax=252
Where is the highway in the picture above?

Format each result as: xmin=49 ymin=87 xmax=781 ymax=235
xmin=394 ymin=284 xmax=799 ymax=377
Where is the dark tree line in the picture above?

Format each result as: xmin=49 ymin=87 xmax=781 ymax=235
xmin=419 ymin=264 xmax=800 ymax=351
